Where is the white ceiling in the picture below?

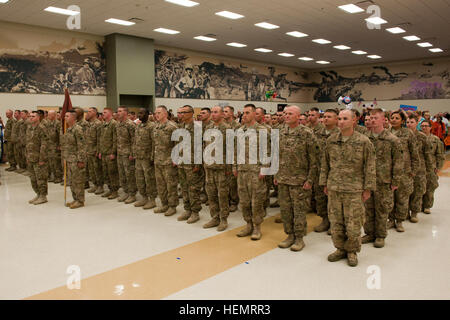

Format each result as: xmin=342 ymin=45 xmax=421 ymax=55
xmin=0 ymin=0 xmax=449 ymax=69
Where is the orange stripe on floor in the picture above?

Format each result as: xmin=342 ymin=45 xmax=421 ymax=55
xmin=26 ymin=214 xmax=321 ymax=300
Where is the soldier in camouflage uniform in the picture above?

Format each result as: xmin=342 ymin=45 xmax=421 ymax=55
xmin=313 ymin=109 xmax=340 ymax=233
xmin=26 ymin=111 xmax=49 ymax=205
xmin=98 ymin=108 xmax=119 ymax=200
xmin=234 ymin=104 xmax=270 ymax=241
xmin=63 ymin=110 xmax=87 ymax=209
xmin=133 ymin=108 xmax=158 ymax=210
xmin=352 ymin=109 xmax=370 ymax=136
xmin=256 ymin=107 xmax=273 ymax=213
xmin=275 ymin=105 xmax=317 ymax=251
xmin=388 ymin=111 xmax=420 ymax=232
xmin=224 ymin=105 xmax=240 ymax=212
xmin=421 ymin=120 xmax=445 ymax=214
xmin=362 ymin=109 xmax=403 ymax=248
xmin=4 ymin=109 xmax=17 ymax=171
xmin=176 ymin=105 xmax=204 ymax=223
xmin=320 ymin=109 xmax=376 ymax=267
xmin=153 ymin=105 xmax=179 ymax=216
xmin=198 ymin=108 xmax=212 ymax=204
xmin=203 ymin=106 xmax=232 ymax=231
xmin=85 ymin=107 xmax=104 ymax=195
xmin=43 ymin=110 xmax=63 ymax=183
xmin=75 ymin=108 xmax=90 ymax=189
xmin=116 ymin=106 xmax=137 ymax=204
xmin=13 ymin=111 xmax=28 ymax=173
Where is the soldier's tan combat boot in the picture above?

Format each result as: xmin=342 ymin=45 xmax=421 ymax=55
xmin=70 ymin=201 xmax=84 ymax=209
xmin=290 ymin=237 xmax=305 ymax=252
xmin=48 ymin=177 xmax=54 ymax=183
xmin=143 ymin=198 xmax=156 ymax=210
xmin=101 ymin=190 xmax=112 ymax=198
xmin=54 ymin=178 xmax=62 ymax=184
xmin=347 ymin=253 xmax=358 ymax=267
xmin=387 ymin=219 xmax=395 ymax=229
xmin=118 ymin=193 xmax=128 ymax=202
xmin=217 ymin=218 xmax=228 ymax=232
xmin=203 ymin=217 xmax=220 ymax=229
xmin=108 ymin=191 xmax=119 ymax=200
xmin=275 ymin=214 xmax=282 ymax=223
xmin=154 ymin=206 xmax=169 ymax=214
xmin=361 ymin=234 xmax=375 ymax=244
xmin=134 ymin=197 xmax=148 ymax=207
xmin=251 ymin=224 xmax=262 ymax=241
xmin=187 ymin=212 xmax=200 ymax=224
xmin=269 ymin=200 xmax=279 ymax=208
xmin=229 ymin=204 xmax=238 ymax=212
xmin=95 ymin=186 xmax=105 ymax=195
xmin=23 ymin=171 xmax=31 ymax=177
xmin=314 ymin=217 xmax=330 ymax=233
xmin=327 ymin=229 xmax=332 ymax=236
xmin=165 ymin=207 xmax=177 ymax=216
xmin=28 ymin=195 xmax=39 ymax=204
xmin=124 ymin=195 xmax=136 ymax=204
xmin=423 ymin=208 xmax=431 ymax=214
xmin=374 ymin=238 xmax=385 ymax=248
xmin=178 ymin=211 xmax=191 ymax=221
xmin=328 ymin=249 xmax=347 ymax=262
xmin=65 ymin=201 xmax=75 ymax=208
xmin=87 ymin=186 xmax=97 ymax=193
xmin=33 ymin=195 xmax=48 ymax=205
xmin=237 ymin=223 xmax=253 ymax=237
xmin=278 ymin=234 xmax=295 ymax=248
xmin=395 ymin=220 xmax=405 ymax=232
xmin=410 ymin=212 xmax=419 ymax=223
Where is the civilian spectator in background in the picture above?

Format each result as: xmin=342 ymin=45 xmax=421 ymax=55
xmin=432 ymin=116 xmax=446 ymax=142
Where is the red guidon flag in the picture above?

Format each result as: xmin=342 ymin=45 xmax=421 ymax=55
xmin=61 ymin=87 xmax=73 ymax=132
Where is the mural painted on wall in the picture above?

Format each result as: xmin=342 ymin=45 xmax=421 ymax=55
xmin=155 ymin=49 xmax=312 ymax=102
xmin=309 ymin=59 xmax=450 ymax=103
xmin=0 ymin=25 xmax=106 ymax=95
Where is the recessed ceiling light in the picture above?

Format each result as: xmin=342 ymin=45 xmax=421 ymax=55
xmin=338 ymin=4 xmax=364 ymax=13
xmin=105 ymin=18 xmax=135 ymax=26
xmin=334 ymin=45 xmax=351 ymax=50
xmin=215 ymin=11 xmax=244 ymax=19
xmin=352 ymin=50 xmax=367 ymax=55
xmin=365 ymin=17 xmax=388 ymax=25
xmin=194 ymin=36 xmax=216 ymax=41
xmin=0 ymin=0 xmax=10 ymax=3
xmin=298 ymin=57 xmax=314 ymax=61
xmin=286 ymin=31 xmax=308 ymax=38
xmin=386 ymin=27 xmax=406 ymax=34
xmin=44 ymin=6 xmax=80 ymax=15
xmin=278 ymin=53 xmax=294 ymax=57
xmin=316 ymin=61 xmax=331 ymax=64
xmin=417 ymin=42 xmax=433 ymax=47
xmin=227 ymin=42 xmax=247 ymax=48
xmin=368 ymin=55 xmax=382 ymax=59
xmin=164 ymin=0 xmax=199 ymax=7
xmin=403 ymin=35 xmax=420 ymax=41
xmin=429 ymin=48 xmax=443 ymax=53
xmin=153 ymin=27 xmax=180 ymax=34
xmin=255 ymin=22 xmax=280 ymax=29
xmin=312 ymin=39 xmax=331 ymax=44
xmin=254 ymin=48 xmax=273 ymax=53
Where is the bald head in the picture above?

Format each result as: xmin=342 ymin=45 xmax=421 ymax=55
xmin=6 ymin=109 xmax=13 ymax=119
xmin=284 ymin=105 xmax=302 ymax=127
xmin=48 ymin=110 xmax=56 ymax=120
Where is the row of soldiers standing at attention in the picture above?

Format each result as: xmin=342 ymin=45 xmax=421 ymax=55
xmin=2 ymin=104 xmax=445 ymax=266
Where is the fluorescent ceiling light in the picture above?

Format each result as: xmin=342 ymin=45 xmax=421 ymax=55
xmin=316 ymin=61 xmax=330 ymax=64
xmin=298 ymin=57 xmax=314 ymax=61
xmin=312 ymin=39 xmax=331 ymax=44
xmin=153 ymin=27 xmax=180 ymax=34
xmin=429 ymin=48 xmax=443 ymax=53
xmin=44 ymin=6 xmax=80 ymax=15
xmin=417 ymin=42 xmax=433 ymax=47
xmin=338 ymin=4 xmax=364 ymax=13
xmin=278 ymin=53 xmax=294 ymax=57
xmin=334 ymin=45 xmax=351 ymax=50
xmin=165 ymin=0 xmax=199 ymax=7
xmin=0 ymin=0 xmax=10 ymax=3
xmin=286 ymin=31 xmax=308 ymax=38
xmin=105 ymin=18 xmax=135 ymax=26
xmin=255 ymin=22 xmax=279 ymax=29
xmin=194 ymin=36 xmax=216 ymax=41
xmin=215 ymin=11 xmax=244 ymax=19
xmin=254 ymin=48 xmax=273 ymax=53
xmin=227 ymin=42 xmax=247 ymax=47
xmin=386 ymin=27 xmax=406 ymax=34
xmin=365 ymin=17 xmax=388 ymax=25
xmin=403 ymin=35 xmax=420 ymax=41
xmin=368 ymin=55 xmax=382 ymax=59
xmin=352 ymin=50 xmax=367 ymax=55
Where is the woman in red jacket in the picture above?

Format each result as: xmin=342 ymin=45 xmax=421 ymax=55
xmin=431 ymin=116 xmax=446 ymax=141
